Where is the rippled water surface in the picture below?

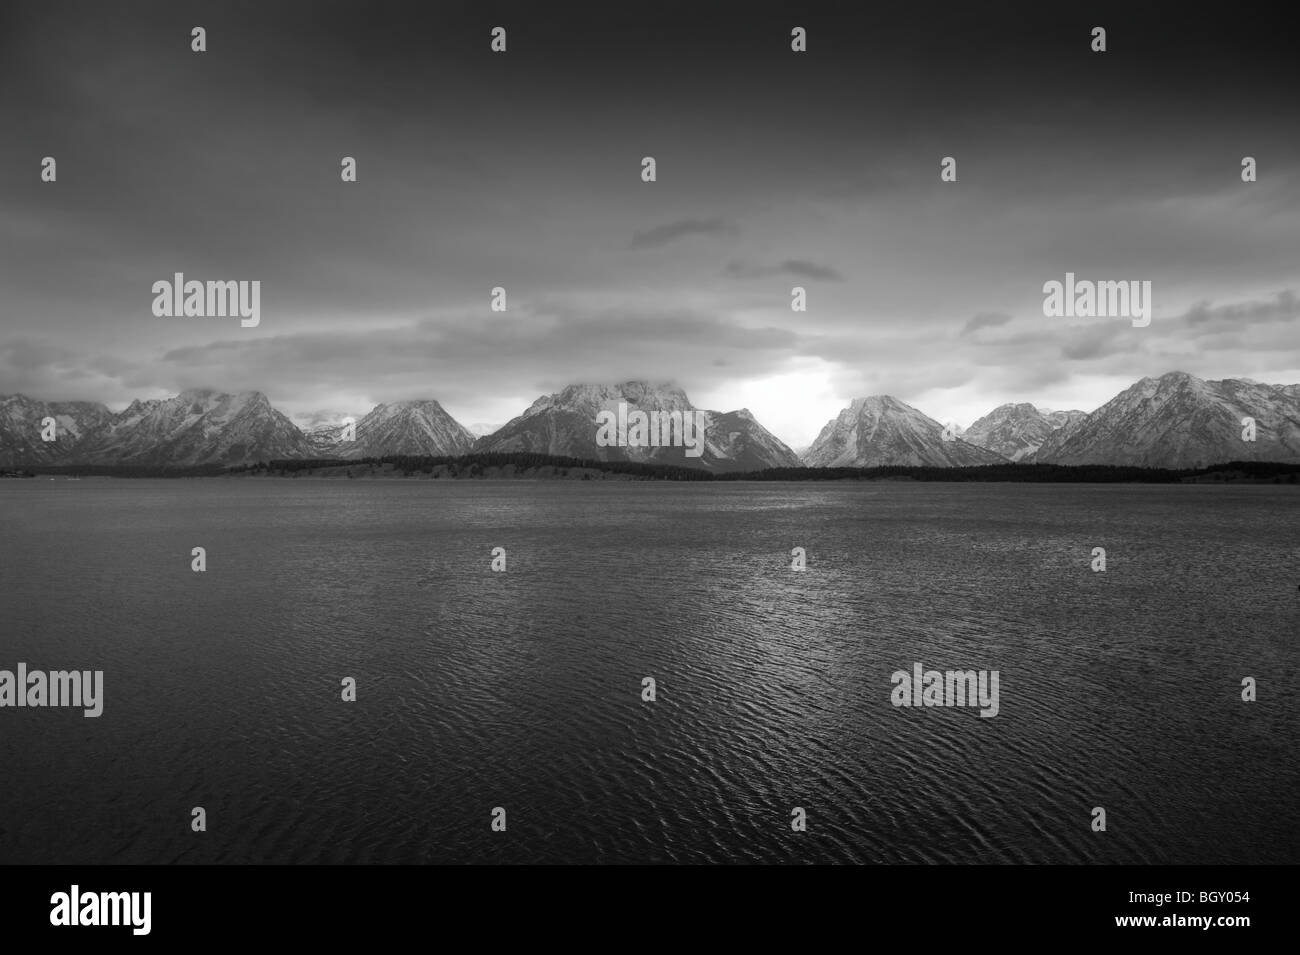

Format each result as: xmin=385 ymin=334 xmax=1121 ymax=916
xmin=1 ymin=479 xmax=1296 ymax=864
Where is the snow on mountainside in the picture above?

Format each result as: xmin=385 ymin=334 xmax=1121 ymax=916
xmin=0 ymin=396 xmax=113 ymax=465
xmin=803 ymin=395 xmax=1006 ymax=467
xmin=700 ymin=408 xmax=802 ymax=471
xmin=308 ymin=400 xmax=475 ymax=458
xmin=5 ymin=372 xmax=1299 ymax=470
xmin=474 ymin=381 xmax=801 ymax=471
xmin=1030 ymin=372 xmax=1300 ymax=467
xmin=964 ymin=403 xmax=1086 ymax=462
xmin=74 ymin=389 xmax=316 ymax=465
xmin=1043 ymin=409 xmax=1089 ymax=432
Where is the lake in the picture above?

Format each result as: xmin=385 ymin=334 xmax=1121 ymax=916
xmin=0 ymin=479 xmax=1296 ymax=864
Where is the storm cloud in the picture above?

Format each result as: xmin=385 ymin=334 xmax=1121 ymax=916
xmin=1 ymin=1 xmax=1297 ymax=445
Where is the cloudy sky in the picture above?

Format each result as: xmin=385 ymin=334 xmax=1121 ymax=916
xmin=2 ymin=0 xmax=1298 ymax=447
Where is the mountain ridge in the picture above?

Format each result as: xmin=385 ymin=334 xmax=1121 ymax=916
xmin=473 ymin=381 xmax=802 ymax=472
xmin=4 ymin=371 xmax=1299 ymax=469
xmin=803 ymin=394 xmax=1006 ymax=467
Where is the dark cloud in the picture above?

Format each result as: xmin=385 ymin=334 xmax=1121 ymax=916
xmin=629 ymin=219 xmax=737 ymax=250
xmin=960 ymin=311 xmax=1012 ymax=336
xmin=1183 ymin=290 xmax=1298 ymax=327
xmin=1 ymin=1 xmax=1298 ymax=445
xmin=43 ymin=304 xmax=807 ymax=414
xmin=724 ymin=260 xmax=844 ymax=281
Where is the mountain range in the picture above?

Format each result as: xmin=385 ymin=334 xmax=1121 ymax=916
xmin=3 ymin=372 xmax=1299 ymax=471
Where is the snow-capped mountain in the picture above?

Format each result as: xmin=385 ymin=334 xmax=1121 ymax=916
xmin=308 ymin=400 xmax=475 ymax=458
xmin=474 ymin=381 xmax=801 ymax=471
xmin=73 ymin=389 xmax=317 ymax=465
xmin=803 ymin=395 xmax=1007 ymax=467
xmin=699 ymin=408 xmax=802 ymax=470
xmin=0 ymin=395 xmax=114 ymax=465
xmin=1031 ymin=371 xmax=1300 ymax=467
xmin=6 ymin=373 xmax=1300 ymax=470
xmin=964 ymin=403 xmax=1087 ymax=462
xmin=476 ymin=382 xmax=692 ymax=462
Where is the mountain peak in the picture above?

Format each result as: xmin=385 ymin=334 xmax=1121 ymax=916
xmin=1035 ymin=373 xmax=1300 ymax=467
xmin=806 ymin=394 xmax=1005 ymax=468
xmin=477 ymin=382 xmax=797 ymax=471
xmin=965 ymin=402 xmax=1081 ymax=462
xmin=1140 ymin=370 xmax=1203 ymax=391
xmin=847 ymin=394 xmax=909 ymax=415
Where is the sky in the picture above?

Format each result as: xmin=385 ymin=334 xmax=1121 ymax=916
xmin=2 ymin=0 xmax=1298 ymax=448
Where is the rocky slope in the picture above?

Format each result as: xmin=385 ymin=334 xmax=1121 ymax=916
xmin=964 ymin=403 xmax=1086 ymax=462
xmin=804 ymin=395 xmax=1007 ymax=467
xmin=0 ymin=396 xmax=113 ymax=465
xmin=475 ymin=381 xmax=801 ymax=471
xmin=1031 ymin=372 xmax=1300 ymax=467
xmin=307 ymin=400 xmax=475 ymax=459
xmin=74 ymin=389 xmax=316 ymax=466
